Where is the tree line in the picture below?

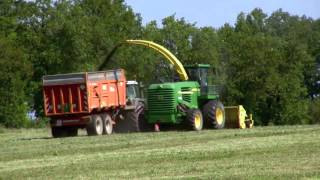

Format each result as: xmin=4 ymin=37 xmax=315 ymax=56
xmin=0 ymin=0 xmax=319 ymax=127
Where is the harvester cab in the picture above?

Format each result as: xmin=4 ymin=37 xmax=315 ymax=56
xmin=184 ymin=64 xmax=210 ymax=96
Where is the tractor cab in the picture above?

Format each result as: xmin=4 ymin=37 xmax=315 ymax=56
xmin=126 ymin=81 xmax=141 ymax=99
xmin=184 ymin=64 xmax=215 ymax=96
xmin=125 ymin=80 xmax=145 ymax=109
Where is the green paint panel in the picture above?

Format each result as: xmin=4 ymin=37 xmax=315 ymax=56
xmin=147 ymin=81 xmax=200 ymax=124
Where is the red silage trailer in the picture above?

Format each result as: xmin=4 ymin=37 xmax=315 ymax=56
xmin=43 ymin=69 xmax=127 ymax=137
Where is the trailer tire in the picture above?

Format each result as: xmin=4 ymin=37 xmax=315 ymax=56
xmin=203 ymin=100 xmax=225 ymax=129
xmin=66 ymin=127 xmax=78 ymax=137
xmin=51 ymin=126 xmax=77 ymax=138
xmin=51 ymin=127 xmax=65 ymax=138
xmin=102 ymin=113 xmax=113 ymax=135
xmin=86 ymin=115 xmax=103 ymax=136
xmin=186 ymin=109 xmax=203 ymax=131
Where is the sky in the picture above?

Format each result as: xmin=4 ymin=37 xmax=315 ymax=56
xmin=125 ymin=0 xmax=320 ymax=28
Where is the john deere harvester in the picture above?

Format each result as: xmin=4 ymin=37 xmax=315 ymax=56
xmin=100 ymin=40 xmax=253 ymax=131
xmin=100 ymin=40 xmax=228 ymax=131
xmin=147 ymin=64 xmax=225 ymax=131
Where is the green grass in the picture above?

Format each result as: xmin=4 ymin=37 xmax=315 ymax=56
xmin=1 ymin=125 xmax=320 ymax=179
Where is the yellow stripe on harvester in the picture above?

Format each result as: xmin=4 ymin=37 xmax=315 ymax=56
xmin=178 ymin=91 xmax=193 ymax=95
xmin=125 ymin=40 xmax=189 ymax=81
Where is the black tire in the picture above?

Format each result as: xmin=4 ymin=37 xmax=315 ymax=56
xmin=114 ymin=111 xmax=139 ymax=133
xmin=203 ymin=100 xmax=225 ymax=129
xmin=66 ymin=127 xmax=78 ymax=137
xmin=186 ymin=109 xmax=203 ymax=131
xmin=101 ymin=113 xmax=113 ymax=135
xmin=51 ymin=126 xmax=65 ymax=138
xmin=51 ymin=126 xmax=78 ymax=138
xmin=114 ymin=102 xmax=150 ymax=133
xmin=86 ymin=115 xmax=104 ymax=136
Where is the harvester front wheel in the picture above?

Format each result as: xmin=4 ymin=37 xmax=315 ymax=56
xmin=102 ymin=113 xmax=113 ymax=135
xmin=203 ymin=100 xmax=225 ymax=129
xmin=186 ymin=109 xmax=203 ymax=131
xmin=86 ymin=115 xmax=103 ymax=136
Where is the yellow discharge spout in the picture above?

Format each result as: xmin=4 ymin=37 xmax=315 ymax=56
xmin=125 ymin=40 xmax=189 ymax=81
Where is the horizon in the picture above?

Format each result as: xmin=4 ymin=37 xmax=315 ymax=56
xmin=125 ymin=0 xmax=320 ymax=28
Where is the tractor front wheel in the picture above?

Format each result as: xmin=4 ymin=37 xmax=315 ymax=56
xmin=203 ymin=100 xmax=225 ymax=129
xmin=186 ymin=109 xmax=203 ymax=131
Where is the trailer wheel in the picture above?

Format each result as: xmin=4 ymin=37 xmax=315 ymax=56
xmin=102 ymin=113 xmax=113 ymax=135
xmin=203 ymin=100 xmax=225 ymax=129
xmin=67 ymin=127 xmax=78 ymax=137
xmin=51 ymin=127 xmax=77 ymax=138
xmin=186 ymin=109 xmax=203 ymax=131
xmin=86 ymin=115 xmax=103 ymax=136
xmin=51 ymin=127 xmax=65 ymax=138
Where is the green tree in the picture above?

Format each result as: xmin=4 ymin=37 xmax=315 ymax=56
xmin=0 ymin=36 xmax=32 ymax=127
xmin=14 ymin=0 xmax=143 ymax=117
xmin=219 ymin=9 xmax=311 ymax=125
xmin=0 ymin=0 xmax=33 ymax=127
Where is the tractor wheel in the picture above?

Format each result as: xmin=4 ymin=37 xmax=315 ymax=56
xmin=101 ymin=113 xmax=113 ymax=135
xmin=114 ymin=102 xmax=150 ymax=133
xmin=186 ymin=109 xmax=203 ymax=131
xmin=86 ymin=115 xmax=104 ymax=136
xmin=51 ymin=126 xmax=78 ymax=138
xmin=134 ymin=102 xmax=152 ymax=132
xmin=203 ymin=100 xmax=225 ymax=129
xmin=116 ymin=111 xmax=139 ymax=133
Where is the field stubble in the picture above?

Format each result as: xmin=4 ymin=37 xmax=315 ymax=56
xmin=0 ymin=125 xmax=320 ymax=179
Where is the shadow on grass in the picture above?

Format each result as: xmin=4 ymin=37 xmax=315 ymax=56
xmin=18 ymin=137 xmax=53 ymax=141
xmin=18 ymin=134 xmax=90 ymax=141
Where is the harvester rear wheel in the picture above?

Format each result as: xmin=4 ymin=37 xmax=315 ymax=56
xmin=86 ymin=115 xmax=103 ymax=136
xmin=186 ymin=109 xmax=203 ymax=131
xmin=102 ymin=113 xmax=113 ymax=135
xmin=203 ymin=100 xmax=225 ymax=129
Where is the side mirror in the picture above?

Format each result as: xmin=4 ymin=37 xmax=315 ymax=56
xmin=139 ymin=82 xmax=144 ymax=88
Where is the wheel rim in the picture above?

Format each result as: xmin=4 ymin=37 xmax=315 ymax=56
xmin=105 ymin=119 xmax=112 ymax=134
xmin=96 ymin=118 xmax=103 ymax=134
xmin=194 ymin=113 xmax=202 ymax=129
xmin=216 ymin=108 xmax=224 ymax=125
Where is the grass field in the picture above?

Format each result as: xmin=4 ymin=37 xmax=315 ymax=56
xmin=0 ymin=125 xmax=320 ymax=179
